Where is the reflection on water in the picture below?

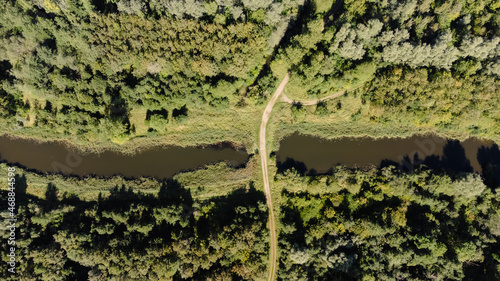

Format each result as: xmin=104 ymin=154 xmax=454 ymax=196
xmin=276 ymin=133 xmax=496 ymax=174
xmin=0 ymin=135 xmax=249 ymax=179
xmin=2 ymin=133 xmax=496 ymax=181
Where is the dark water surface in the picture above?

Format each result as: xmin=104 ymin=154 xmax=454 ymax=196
xmin=0 ymin=135 xmax=249 ymax=179
xmin=276 ymin=133 xmax=496 ymax=174
xmin=1 ymin=133 xmax=497 ymax=179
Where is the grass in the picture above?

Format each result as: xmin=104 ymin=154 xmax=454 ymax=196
xmin=0 ymin=158 xmax=258 ymax=201
xmin=267 ymin=88 xmax=499 ymax=151
xmin=0 ymin=83 xmax=269 ymax=203
xmin=2 ymin=70 xmax=498 ymax=205
xmin=1 ymin=94 xmax=266 ymax=154
xmin=173 ymin=155 xmax=260 ymax=199
xmin=129 ymin=108 xmax=149 ymax=135
xmin=0 ymin=107 xmax=262 ymax=156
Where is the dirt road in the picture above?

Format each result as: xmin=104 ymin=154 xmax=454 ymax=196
xmin=261 ymin=74 xmax=352 ymax=280
xmin=260 ymin=73 xmax=289 ymax=281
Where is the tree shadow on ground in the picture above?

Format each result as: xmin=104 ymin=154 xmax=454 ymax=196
xmin=278 ymin=190 xmax=308 ymax=246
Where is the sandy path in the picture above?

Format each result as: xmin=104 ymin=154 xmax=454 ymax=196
xmin=261 ymin=74 xmax=353 ymax=280
xmin=260 ymin=73 xmax=289 ymax=281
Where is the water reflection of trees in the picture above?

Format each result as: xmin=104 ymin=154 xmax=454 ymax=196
xmin=278 ymin=140 xmax=500 ymax=189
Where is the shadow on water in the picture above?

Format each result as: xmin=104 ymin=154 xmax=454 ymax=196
xmin=277 ymin=133 xmax=499 ymax=187
xmin=276 ymin=133 xmax=492 ymax=174
xmin=477 ymin=144 xmax=500 ymax=189
xmin=441 ymin=140 xmax=473 ymax=173
xmin=0 ymin=134 xmax=250 ymax=179
xmin=277 ymin=158 xmax=308 ymax=175
xmin=394 ymin=140 xmax=473 ymax=175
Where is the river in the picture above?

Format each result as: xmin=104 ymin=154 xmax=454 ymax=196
xmin=0 ymin=134 xmax=249 ymax=179
xmin=276 ymin=133 xmax=496 ymax=174
xmin=1 ymin=133 xmax=496 ymax=179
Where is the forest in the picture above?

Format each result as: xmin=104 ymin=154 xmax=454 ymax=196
xmin=273 ymin=0 xmax=500 ymax=142
xmin=2 ymin=148 xmax=499 ymax=280
xmin=277 ymin=165 xmax=500 ymax=280
xmin=1 ymin=178 xmax=269 ymax=280
xmin=1 ymin=0 xmax=498 ymax=146
xmin=276 ymin=0 xmax=500 ymax=95
xmin=274 ymin=142 xmax=500 ymax=280
xmin=0 ymin=0 xmax=301 ymax=144
xmin=1 ymin=0 xmax=500 ymax=280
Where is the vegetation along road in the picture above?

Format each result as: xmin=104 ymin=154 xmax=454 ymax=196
xmin=280 ymin=90 xmax=346 ymax=105
xmin=261 ymin=72 xmax=354 ymax=280
xmin=260 ymin=73 xmax=289 ymax=281
xmin=261 ymin=73 xmax=365 ymax=280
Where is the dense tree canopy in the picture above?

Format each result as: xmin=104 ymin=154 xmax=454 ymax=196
xmin=1 ymin=0 xmax=500 ymax=279
xmin=3 ymin=160 xmax=499 ymax=280
xmin=277 ymin=0 xmax=499 ymax=96
xmin=277 ymin=165 xmax=500 ymax=280
xmin=1 ymin=0 xmax=499 ymax=142
xmin=0 ymin=0 xmax=302 ymax=142
xmin=0 ymin=180 xmax=269 ymax=280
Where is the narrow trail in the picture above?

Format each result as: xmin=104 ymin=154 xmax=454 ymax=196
xmin=280 ymin=90 xmax=346 ymax=105
xmin=260 ymin=73 xmax=289 ymax=281
xmin=261 ymin=73 xmax=350 ymax=280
